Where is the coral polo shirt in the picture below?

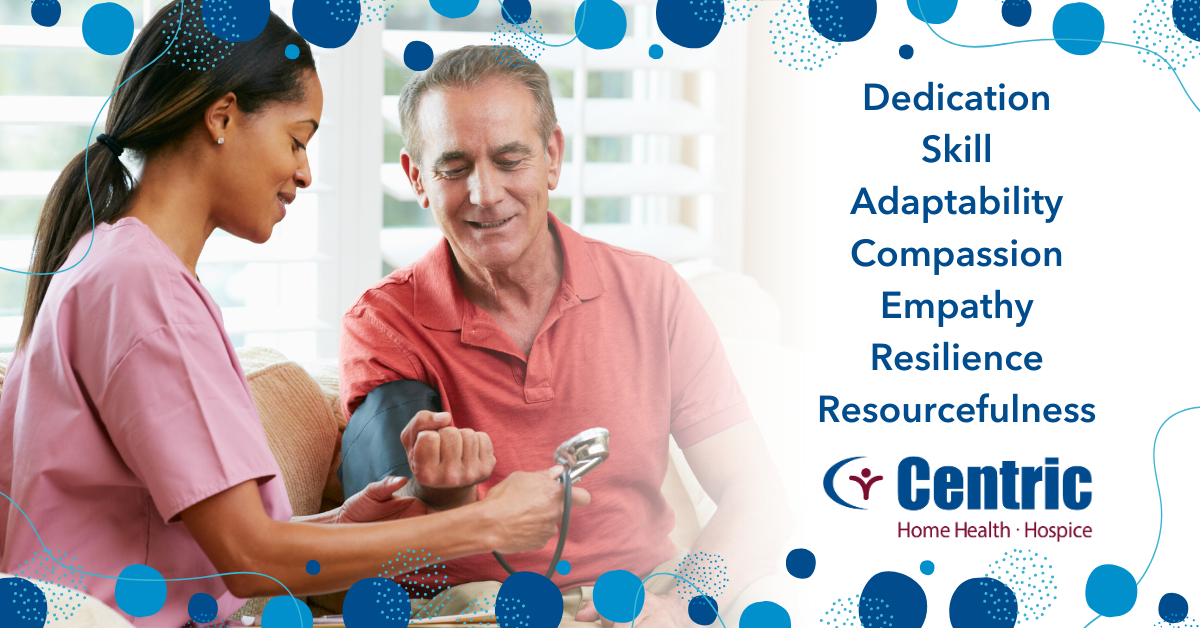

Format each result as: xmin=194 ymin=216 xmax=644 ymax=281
xmin=339 ymin=213 xmax=751 ymax=590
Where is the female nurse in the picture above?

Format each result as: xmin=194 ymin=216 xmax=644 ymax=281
xmin=0 ymin=3 xmax=585 ymax=625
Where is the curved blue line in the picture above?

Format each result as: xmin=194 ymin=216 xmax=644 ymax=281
xmin=913 ymin=0 xmax=1199 ymax=113
xmin=823 ymin=456 xmax=865 ymax=511
xmin=497 ymin=0 xmax=581 ymax=48
xmin=1 ymin=1 xmax=187 ymax=276
xmin=634 ymin=572 xmax=729 ymax=628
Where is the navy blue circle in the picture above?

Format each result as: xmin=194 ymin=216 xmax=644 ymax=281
xmin=189 ymin=593 xmax=219 ymax=624
xmin=1159 ymin=593 xmax=1189 ymax=624
xmin=1174 ymin=0 xmax=1200 ymax=41
xmin=1002 ymin=0 xmax=1032 ymax=27
xmin=785 ymin=549 xmax=816 ymax=579
xmin=30 ymin=0 xmax=61 ymax=27
xmin=808 ymin=0 xmax=877 ymax=42
xmin=404 ymin=40 xmax=434 ymax=71
xmin=293 ymin=0 xmax=360 ymax=49
xmin=0 ymin=578 xmax=48 ymax=628
xmin=655 ymin=0 xmax=723 ymax=49
xmin=899 ymin=44 xmax=914 ymax=59
xmin=202 ymin=0 xmax=269 ymax=42
xmin=306 ymin=560 xmax=321 ymax=575
xmin=497 ymin=571 xmax=562 ymax=628
xmin=689 ymin=595 xmax=719 ymax=625
xmin=948 ymin=577 xmax=1018 ymax=628
xmin=502 ymin=0 xmax=532 ymax=24
xmin=343 ymin=577 xmax=411 ymax=627
xmin=859 ymin=571 xmax=927 ymax=628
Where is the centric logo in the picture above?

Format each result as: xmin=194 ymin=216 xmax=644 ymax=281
xmin=823 ymin=456 xmax=885 ymax=510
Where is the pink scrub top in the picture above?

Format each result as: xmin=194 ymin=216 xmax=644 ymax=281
xmin=0 ymin=217 xmax=292 ymax=626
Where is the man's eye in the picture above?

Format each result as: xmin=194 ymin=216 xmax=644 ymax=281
xmin=497 ymin=160 xmax=521 ymax=168
xmin=439 ymin=168 xmax=467 ymax=178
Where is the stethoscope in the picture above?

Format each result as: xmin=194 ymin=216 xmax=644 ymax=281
xmin=492 ymin=427 xmax=610 ymax=579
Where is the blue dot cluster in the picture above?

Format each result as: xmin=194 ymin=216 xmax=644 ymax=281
xmin=818 ymin=594 xmax=861 ymax=627
xmin=344 ymin=578 xmax=411 ymax=626
xmin=1175 ymin=0 xmax=1200 ymax=41
xmin=983 ymin=549 xmax=1055 ymax=623
xmin=159 ymin=1 xmax=234 ymax=72
xmin=1133 ymin=0 xmax=1200 ymax=70
xmin=383 ymin=549 xmax=450 ymax=605
xmin=13 ymin=549 xmax=88 ymax=622
xmin=1155 ymin=619 xmax=1200 ymax=628
xmin=360 ymin=0 xmax=397 ymax=25
xmin=675 ymin=551 xmax=728 ymax=603
xmin=807 ymin=0 xmax=876 ymax=42
xmin=0 ymin=577 xmax=48 ymax=628
xmin=491 ymin=21 xmax=548 ymax=64
xmin=768 ymin=0 xmax=843 ymax=71
xmin=723 ymin=0 xmax=759 ymax=26
xmin=202 ymin=0 xmax=268 ymax=42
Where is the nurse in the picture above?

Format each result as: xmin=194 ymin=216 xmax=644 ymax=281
xmin=0 ymin=4 xmax=584 ymax=626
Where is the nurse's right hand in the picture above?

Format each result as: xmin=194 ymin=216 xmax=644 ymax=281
xmin=481 ymin=465 xmax=591 ymax=554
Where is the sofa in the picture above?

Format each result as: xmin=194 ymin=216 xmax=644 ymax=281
xmin=0 ymin=263 xmax=803 ymax=627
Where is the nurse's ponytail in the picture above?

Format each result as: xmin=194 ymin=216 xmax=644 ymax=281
xmin=18 ymin=0 xmax=315 ymax=351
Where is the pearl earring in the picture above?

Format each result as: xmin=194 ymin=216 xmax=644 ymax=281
xmin=217 ymin=137 xmax=224 ymax=145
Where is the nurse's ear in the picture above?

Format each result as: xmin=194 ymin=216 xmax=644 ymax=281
xmin=204 ymin=92 xmax=239 ymax=146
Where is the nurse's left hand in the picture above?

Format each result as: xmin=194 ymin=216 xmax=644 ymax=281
xmin=335 ymin=476 xmax=432 ymax=523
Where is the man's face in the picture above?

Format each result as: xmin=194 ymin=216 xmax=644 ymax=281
xmin=404 ymin=78 xmax=564 ymax=272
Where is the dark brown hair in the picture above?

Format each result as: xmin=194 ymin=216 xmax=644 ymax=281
xmin=18 ymin=0 xmax=315 ymax=350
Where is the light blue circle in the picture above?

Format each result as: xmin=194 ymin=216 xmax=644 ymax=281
xmin=285 ymin=44 xmax=301 ymax=59
xmin=593 ymin=570 xmax=645 ymax=623
xmin=920 ymin=560 xmax=935 ymax=575
xmin=574 ymin=0 xmax=627 ymax=50
xmin=649 ymin=44 xmax=663 ymax=59
xmin=82 ymin=2 xmax=135 ymax=56
xmin=429 ymin=0 xmax=479 ymax=19
xmin=556 ymin=560 xmax=572 ymax=576
xmin=262 ymin=596 xmax=314 ymax=628
xmin=739 ymin=601 xmax=790 ymax=627
xmin=114 ymin=565 xmax=167 ymax=618
xmin=906 ymin=0 xmax=957 ymax=24
xmin=1085 ymin=564 xmax=1137 ymax=617
xmin=1052 ymin=2 xmax=1104 ymax=56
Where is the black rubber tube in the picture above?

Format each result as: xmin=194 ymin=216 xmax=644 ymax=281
xmin=493 ymin=467 xmax=573 ymax=579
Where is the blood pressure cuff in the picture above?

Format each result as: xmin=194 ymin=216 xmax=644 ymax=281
xmin=337 ymin=379 xmax=442 ymax=498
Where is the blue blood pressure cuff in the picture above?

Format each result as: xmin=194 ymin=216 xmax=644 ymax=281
xmin=337 ymin=380 xmax=441 ymax=498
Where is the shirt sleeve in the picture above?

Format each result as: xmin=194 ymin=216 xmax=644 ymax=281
xmin=95 ymin=323 xmax=285 ymax=523
xmin=339 ymin=306 xmax=425 ymax=421
xmin=666 ymin=270 xmax=754 ymax=449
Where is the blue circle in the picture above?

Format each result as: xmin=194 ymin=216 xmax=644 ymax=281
xmin=1160 ymin=593 xmax=1189 ymax=624
xmin=899 ymin=44 xmax=914 ymax=59
xmin=343 ymin=578 xmax=410 ymax=627
xmin=0 ymin=578 xmax=48 ymax=628
xmin=114 ymin=564 xmax=167 ymax=618
xmin=501 ymin=0 xmax=531 ymax=24
xmin=1174 ymin=0 xmax=1200 ymax=42
xmin=919 ymin=560 xmax=935 ymax=575
xmin=403 ymin=40 xmax=434 ymax=71
xmin=188 ymin=593 xmax=219 ymax=624
xmin=1052 ymin=2 xmax=1104 ymax=56
xmin=689 ymin=595 xmax=719 ymax=626
xmin=293 ymin=0 xmax=360 ymax=49
xmin=785 ymin=549 xmax=815 ymax=579
xmin=906 ymin=0 xmax=957 ymax=24
xmin=859 ymin=571 xmax=927 ymax=628
xmin=575 ymin=0 xmax=627 ymax=50
xmin=1002 ymin=0 xmax=1032 ymax=27
xmin=655 ymin=0 xmax=723 ymax=49
xmin=202 ymin=0 xmax=269 ymax=42
xmin=496 ymin=571 xmax=561 ymax=628
xmin=429 ymin=0 xmax=479 ymax=18
xmin=262 ymin=596 xmax=314 ymax=628
xmin=593 ymin=570 xmax=645 ymax=623
xmin=808 ymin=0 xmax=876 ymax=42
xmin=739 ymin=601 xmax=790 ymax=628
xmin=556 ymin=560 xmax=572 ymax=576
xmin=1084 ymin=564 xmax=1137 ymax=617
xmin=305 ymin=560 xmax=321 ymax=575
xmin=285 ymin=44 xmax=301 ymax=59
xmin=82 ymin=3 xmax=135 ymax=56
xmin=649 ymin=44 xmax=664 ymax=59
xmin=949 ymin=578 xmax=1018 ymax=628
xmin=30 ymin=0 xmax=60 ymax=27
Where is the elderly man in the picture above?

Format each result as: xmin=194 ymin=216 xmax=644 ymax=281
xmin=339 ymin=45 xmax=791 ymax=626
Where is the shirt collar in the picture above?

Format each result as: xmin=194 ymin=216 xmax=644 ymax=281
xmin=413 ymin=212 xmax=605 ymax=332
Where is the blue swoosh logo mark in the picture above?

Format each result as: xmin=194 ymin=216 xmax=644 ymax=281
xmin=824 ymin=456 xmax=866 ymax=511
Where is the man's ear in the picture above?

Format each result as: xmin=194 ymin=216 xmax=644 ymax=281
xmin=546 ymin=125 xmax=565 ymax=191
xmin=204 ymin=92 xmax=238 ymax=144
xmin=400 ymin=148 xmax=430 ymax=209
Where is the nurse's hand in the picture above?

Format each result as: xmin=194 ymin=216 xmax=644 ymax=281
xmin=481 ymin=465 xmax=591 ymax=554
xmin=335 ymin=476 xmax=432 ymax=523
xmin=401 ymin=411 xmax=496 ymax=509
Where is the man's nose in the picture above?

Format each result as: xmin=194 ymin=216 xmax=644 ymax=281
xmin=468 ymin=162 xmax=505 ymax=208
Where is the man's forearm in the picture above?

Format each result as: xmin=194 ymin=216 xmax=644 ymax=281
xmin=406 ymin=479 xmax=481 ymax=511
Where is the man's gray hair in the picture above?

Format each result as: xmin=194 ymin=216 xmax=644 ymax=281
xmin=398 ymin=45 xmax=557 ymax=167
